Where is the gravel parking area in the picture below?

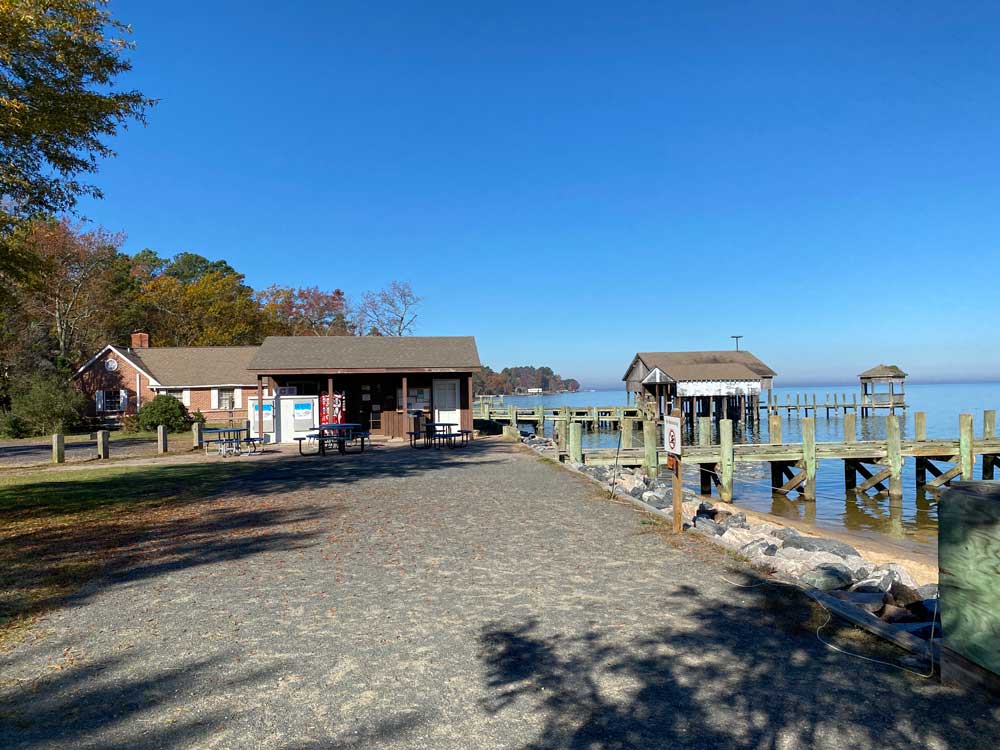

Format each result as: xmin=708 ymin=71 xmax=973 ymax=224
xmin=1 ymin=439 xmax=996 ymax=749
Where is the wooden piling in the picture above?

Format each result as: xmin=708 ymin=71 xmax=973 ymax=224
xmin=844 ymin=413 xmax=856 ymax=443
xmin=569 ymin=422 xmax=583 ymax=464
xmin=698 ymin=416 xmax=711 ymax=447
xmin=844 ymin=460 xmax=857 ymax=489
xmin=802 ymin=417 xmax=816 ymax=500
xmin=960 ymin=413 xmax=974 ymax=480
xmin=621 ymin=418 xmax=633 ymax=449
xmin=984 ymin=410 xmax=997 ymax=480
xmin=52 ymin=433 xmax=65 ymax=464
xmin=886 ymin=415 xmax=902 ymax=497
xmin=157 ymin=425 xmax=168 ymax=454
xmin=642 ymin=420 xmax=658 ymax=478
xmin=96 ymin=430 xmax=110 ymax=460
xmin=719 ymin=418 xmax=733 ymax=502
xmin=915 ymin=411 xmax=926 ymax=442
xmin=768 ymin=414 xmax=782 ymax=445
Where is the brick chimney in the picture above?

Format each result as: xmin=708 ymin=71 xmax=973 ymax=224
xmin=130 ymin=332 xmax=150 ymax=349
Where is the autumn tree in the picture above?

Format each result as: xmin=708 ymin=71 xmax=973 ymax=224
xmin=0 ymin=0 xmax=153 ymax=259
xmin=259 ymin=285 xmax=352 ymax=336
xmin=354 ymin=281 xmax=421 ymax=336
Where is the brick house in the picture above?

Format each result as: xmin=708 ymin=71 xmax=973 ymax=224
xmin=74 ymin=333 xmax=261 ymax=425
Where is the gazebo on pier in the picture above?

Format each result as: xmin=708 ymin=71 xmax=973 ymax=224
xmin=859 ymin=364 xmax=907 ymax=416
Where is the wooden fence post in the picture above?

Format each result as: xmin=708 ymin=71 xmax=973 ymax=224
xmin=886 ymin=415 xmax=902 ymax=498
xmin=960 ymin=413 xmax=974 ymax=480
xmin=844 ymin=413 xmax=856 ymax=443
xmin=52 ymin=433 xmax=65 ymax=464
xmin=569 ymin=422 xmax=583 ymax=464
xmin=157 ymin=424 xmax=168 ymax=455
xmin=698 ymin=416 xmax=712 ymax=446
xmin=719 ymin=418 xmax=733 ymax=502
xmin=192 ymin=421 xmax=204 ymax=449
xmin=97 ymin=430 xmax=110 ymax=460
xmin=802 ymin=417 xmax=816 ymax=500
xmin=984 ymin=409 xmax=997 ymax=480
xmin=621 ymin=417 xmax=633 ymax=449
xmin=914 ymin=411 xmax=926 ymax=442
xmin=768 ymin=414 xmax=782 ymax=444
xmin=642 ymin=420 xmax=657 ymax=478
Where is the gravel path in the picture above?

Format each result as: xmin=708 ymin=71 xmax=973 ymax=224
xmin=1 ymin=439 xmax=996 ymax=749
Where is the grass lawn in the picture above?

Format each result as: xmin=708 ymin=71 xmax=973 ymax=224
xmin=0 ymin=461 xmax=254 ymax=649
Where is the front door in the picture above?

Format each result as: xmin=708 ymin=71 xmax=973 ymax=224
xmin=432 ymin=378 xmax=461 ymax=429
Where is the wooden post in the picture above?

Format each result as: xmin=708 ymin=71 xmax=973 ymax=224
xmin=984 ymin=410 xmax=997 ymax=480
xmin=886 ymin=415 xmax=902 ymax=497
xmin=52 ymin=433 xmax=65 ymax=464
xmin=719 ymin=418 xmax=733 ymax=502
xmin=960 ymin=413 xmax=974 ymax=480
xmin=672 ymin=455 xmax=683 ymax=534
xmin=802 ymin=417 xmax=816 ymax=500
xmin=192 ymin=421 xmax=203 ymax=449
xmin=509 ymin=404 xmax=517 ymax=428
xmin=768 ymin=414 xmax=781 ymax=444
xmin=157 ymin=424 xmax=168 ymax=454
xmin=535 ymin=404 xmax=544 ymax=434
xmin=257 ymin=375 xmax=265 ymax=441
xmin=569 ymin=422 xmax=583 ymax=464
xmin=642 ymin=419 xmax=657 ymax=478
xmin=844 ymin=413 xmax=856 ymax=443
xmin=845 ymin=460 xmax=857 ymax=489
xmin=914 ymin=411 xmax=926 ymax=442
xmin=698 ymin=416 xmax=711 ymax=446
xmin=97 ymin=429 xmax=110 ymax=460
xmin=621 ymin=417 xmax=633 ymax=449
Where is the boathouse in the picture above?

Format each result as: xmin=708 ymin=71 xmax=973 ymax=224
xmin=622 ymin=350 xmax=776 ymax=426
xmin=247 ymin=336 xmax=481 ymax=443
xmin=859 ymin=364 xmax=907 ymax=416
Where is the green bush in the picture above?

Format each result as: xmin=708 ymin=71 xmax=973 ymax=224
xmin=6 ymin=376 xmax=86 ymax=436
xmin=0 ymin=411 xmax=29 ymax=439
xmin=120 ymin=412 xmax=141 ymax=433
xmin=138 ymin=395 xmax=192 ymax=433
xmin=189 ymin=409 xmax=206 ymax=425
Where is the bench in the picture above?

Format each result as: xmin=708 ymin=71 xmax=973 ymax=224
xmin=407 ymin=430 xmax=427 ymax=448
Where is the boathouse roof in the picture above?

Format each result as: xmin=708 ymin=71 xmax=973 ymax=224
xmin=624 ymin=351 xmax=776 ymax=382
xmin=249 ymin=336 xmax=481 ymax=373
xmin=859 ymin=364 xmax=907 ymax=379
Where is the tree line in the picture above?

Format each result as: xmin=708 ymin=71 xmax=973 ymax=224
xmin=474 ymin=366 xmax=580 ymax=395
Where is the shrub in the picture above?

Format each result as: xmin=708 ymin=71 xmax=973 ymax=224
xmin=189 ymin=410 xmax=206 ymax=425
xmin=138 ymin=395 xmax=192 ymax=433
xmin=7 ymin=375 xmax=87 ymax=436
xmin=0 ymin=411 xmax=29 ymax=439
xmin=120 ymin=412 xmax=141 ymax=433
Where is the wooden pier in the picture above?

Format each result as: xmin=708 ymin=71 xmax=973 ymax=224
xmin=477 ymin=404 xmax=644 ymax=432
xmin=556 ymin=410 xmax=999 ymax=504
xmin=760 ymin=391 xmax=908 ymax=416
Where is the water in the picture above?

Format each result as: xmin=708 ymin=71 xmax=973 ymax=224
xmin=502 ymin=383 xmax=1000 ymax=556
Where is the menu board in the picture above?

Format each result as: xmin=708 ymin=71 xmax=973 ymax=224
xmin=397 ymin=387 xmax=430 ymax=412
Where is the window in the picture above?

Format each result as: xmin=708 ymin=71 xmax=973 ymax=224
xmin=165 ymin=390 xmax=183 ymax=401
xmin=102 ymin=390 xmax=121 ymax=412
xmin=219 ymin=388 xmax=235 ymax=410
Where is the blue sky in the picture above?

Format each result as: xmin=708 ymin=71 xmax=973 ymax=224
xmin=78 ymin=2 xmax=1000 ymax=388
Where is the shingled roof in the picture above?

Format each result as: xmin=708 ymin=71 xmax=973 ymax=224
xmin=626 ymin=351 xmax=776 ymax=382
xmin=249 ymin=336 xmax=481 ymax=372
xmin=128 ymin=346 xmax=260 ymax=386
xmin=859 ymin=364 xmax=907 ymax=379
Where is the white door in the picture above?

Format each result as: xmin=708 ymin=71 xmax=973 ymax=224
xmin=432 ymin=379 xmax=461 ymax=428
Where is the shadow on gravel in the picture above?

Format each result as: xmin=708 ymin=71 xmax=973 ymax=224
xmin=0 ymin=650 xmax=281 ymax=750
xmin=478 ymin=577 xmax=999 ymax=750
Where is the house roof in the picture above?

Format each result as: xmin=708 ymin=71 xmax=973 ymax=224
xmin=625 ymin=351 xmax=776 ymax=382
xmin=859 ymin=364 xmax=907 ymax=379
xmin=128 ymin=346 xmax=260 ymax=387
xmin=249 ymin=336 xmax=481 ymax=372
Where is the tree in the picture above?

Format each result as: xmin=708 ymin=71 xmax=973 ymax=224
xmin=162 ymin=252 xmax=236 ymax=284
xmin=0 ymin=1 xmax=154 ymax=243
xmin=4 ymin=373 xmax=87 ymax=435
xmin=259 ymin=285 xmax=353 ymax=336
xmin=13 ymin=217 xmax=126 ymax=364
xmin=355 ymin=281 xmax=421 ymax=336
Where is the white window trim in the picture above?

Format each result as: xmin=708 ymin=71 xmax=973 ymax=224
xmin=182 ymin=389 xmax=191 ymax=407
xmin=234 ymin=387 xmax=243 ymax=408
xmin=210 ymin=388 xmax=219 ymax=409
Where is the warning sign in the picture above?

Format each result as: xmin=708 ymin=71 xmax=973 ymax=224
xmin=663 ymin=415 xmax=682 ymax=456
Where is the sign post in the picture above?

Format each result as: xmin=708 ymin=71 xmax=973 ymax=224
xmin=664 ymin=406 xmax=683 ymax=534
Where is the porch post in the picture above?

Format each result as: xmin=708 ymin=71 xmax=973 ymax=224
xmin=401 ymin=375 xmax=408 ymax=437
xmin=256 ymin=375 xmax=264 ymax=440
xmin=327 ymin=376 xmax=334 ymax=423
xmin=467 ymin=375 xmax=473 ymax=432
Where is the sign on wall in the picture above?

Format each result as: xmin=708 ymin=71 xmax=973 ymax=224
xmin=293 ymin=401 xmax=313 ymax=431
xmin=252 ymin=401 xmax=274 ymax=432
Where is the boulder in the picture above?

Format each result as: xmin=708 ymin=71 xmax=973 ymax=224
xmin=839 ymin=555 xmax=872 ymax=580
xmin=775 ymin=548 xmax=848 ymax=570
xmin=878 ymin=603 xmax=921 ymax=624
xmin=719 ymin=512 xmax=749 ymax=530
xmin=740 ymin=538 xmax=779 ymax=558
xmin=749 ymin=521 xmax=783 ymax=536
xmin=693 ymin=517 xmax=722 ymax=536
xmin=868 ymin=564 xmax=922 ymax=606
xmin=717 ymin=527 xmax=758 ymax=550
xmin=780 ymin=535 xmax=860 ymax=560
xmin=772 ymin=527 xmax=801 ymax=542
xmin=801 ymin=563 xmax=853 ymax=591
xmin=917 ymin=583 xmax=939 ymax=599
xmin=850 ymin=569 xmax=896 ymax=594
xmin=641 ymin=490 xmax=666 ymax=505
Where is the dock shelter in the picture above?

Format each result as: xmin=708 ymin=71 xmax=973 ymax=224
xmin=246 ymin=336 xmax=481 ymax=443
xmin=623 ymin=350 xmax=776 ymax=426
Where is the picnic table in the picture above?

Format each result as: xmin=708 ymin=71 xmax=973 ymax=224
xmin=203 ymin=428 xmax=258 ymax=457
xmin=315 ymin=423 xmax=367 ymax=455
xmin=417 ymin=422 xmax=471 ymax=449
